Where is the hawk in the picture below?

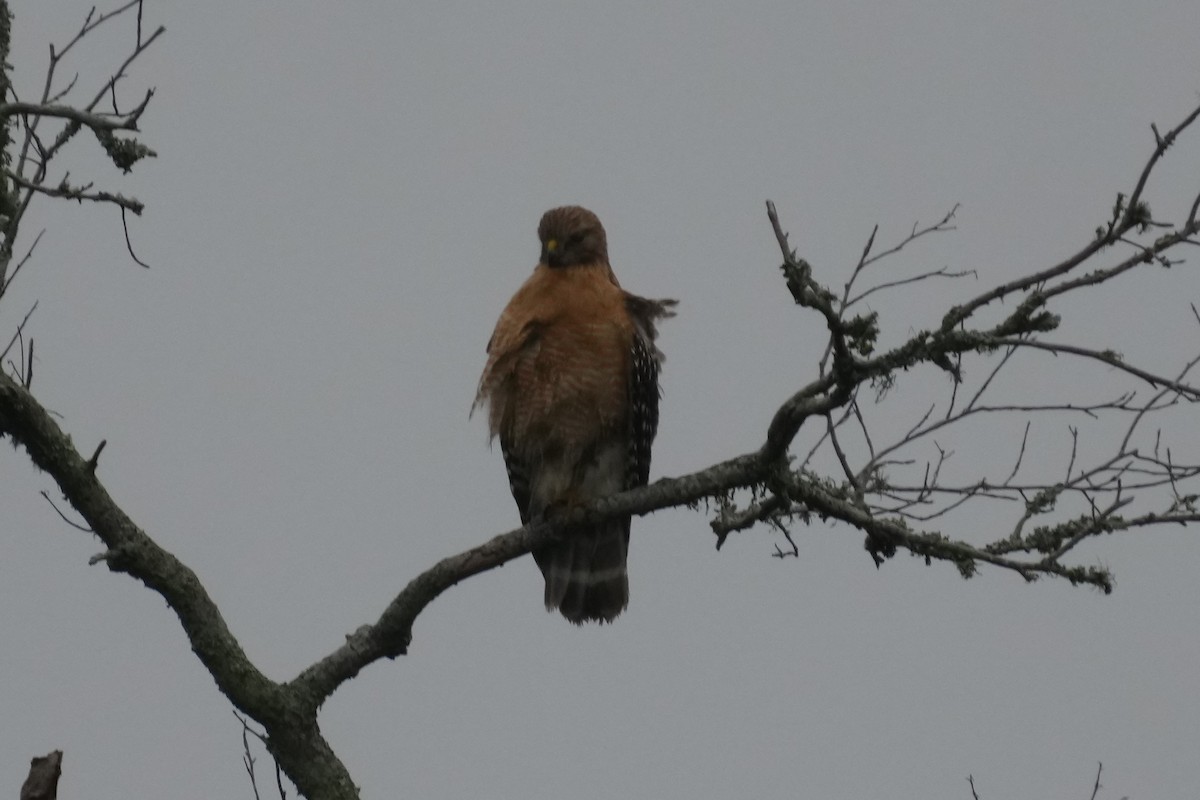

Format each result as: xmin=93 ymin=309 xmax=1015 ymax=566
xmin=474 ymin=206 xmax=676 ymax=623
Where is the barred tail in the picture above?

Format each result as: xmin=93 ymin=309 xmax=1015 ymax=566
xmin=535 ymin=518 xmax=629 ymax=624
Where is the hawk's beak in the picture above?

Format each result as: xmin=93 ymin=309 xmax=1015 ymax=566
xmin=541 ymin=238 xmax=558 ymax=265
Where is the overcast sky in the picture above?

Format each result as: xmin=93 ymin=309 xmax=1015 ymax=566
xmin=3 ymin=2 xmax=1200 ymax=798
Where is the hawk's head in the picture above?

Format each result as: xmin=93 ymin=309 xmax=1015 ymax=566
xmin=538 ymin=206 xmax=609 ymax=268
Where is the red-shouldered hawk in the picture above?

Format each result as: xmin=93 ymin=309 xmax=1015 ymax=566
xmin=474 ymin=206 xmax=676 ymax=624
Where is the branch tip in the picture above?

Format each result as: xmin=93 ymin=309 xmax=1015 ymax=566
xmin=86 ymin=438 xmax=107 ymax=472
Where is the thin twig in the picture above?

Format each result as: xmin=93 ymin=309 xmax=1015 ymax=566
xmin=122 ymin=206 xmax=150 ymax=267
xmin=0 ymin=229 xmax=46 ymax=300
xmin=1 ymin=301 xmax=38 ymax=365
xmin=991 ymin=337 xmax=1200 ymax=400
xmin=40 ymin=490 xmax=93 ymax=532
xmin=847 ymin=266 xmax=975 ymax=307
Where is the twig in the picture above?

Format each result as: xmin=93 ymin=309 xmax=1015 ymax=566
xmin=711 ymin=493 xmax=790 ymax=549
xmin=24 ymin=338 xmax=33 ymax=388
xmin=0 ymin=228 xmax=45 ymax=300
xmin=122 ymin=206 xmax=150 ymax=266
xmin=859 ymin=205 xmax=959 ymax=271
xmin=86 ymin=439 xmax=107 ymax=472
xmin=827 ymin=415 xmax=864 ymax=506
xmin=941 ymin=101 xmax=1200 ymax=331
xmin=765 ymin=199 xmax=795 ymax=259
xmin=771 ymin=527 xmax=799 ymax=559
xmin=235 ymin=710 xmax=264 ymax=800
xmin=40 ymin=489 xmax=93 ymax=532
xmin=1119 ymin=348 xmax=1200 ymax=453
xmin=1 ymin=300 xmax=38 ymax=364
xmin=991 ymin=337 xmax=1200 ymax=400
xmin=847 ymin=266 xmax=974 ymax=307
xmin=6 ymin=170 xmax=144 ymax=214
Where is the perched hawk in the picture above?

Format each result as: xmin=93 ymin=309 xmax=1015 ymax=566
xmin=474 ymin=206 xmax=676 ymax=623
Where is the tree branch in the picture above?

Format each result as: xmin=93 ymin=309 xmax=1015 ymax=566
xmin=937 ymin=103 xmax=1200 ymax=333
xmin=0 ymin=1 xmax=161 ymax=290
xmin=289 ymin=450 xmax=769 ymax=708
xmin=0 ymin=91 xmax=154 ymax=131
xmin=19 ymin=751 xmax=63 ymax=800
xmin=6 ymin=169 xmax=145 ymax=213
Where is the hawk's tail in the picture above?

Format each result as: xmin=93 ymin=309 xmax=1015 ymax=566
xmin=535 ymin=518 xmax=629 ymax=624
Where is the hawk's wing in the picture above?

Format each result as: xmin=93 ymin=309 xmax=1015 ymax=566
xmin=500 ymin=432 xmax=532 ymax=525
xmin=627 ymin=332 xmax=660 ymax=493
xmin=622 ymin=292 xmax=676 ymax=516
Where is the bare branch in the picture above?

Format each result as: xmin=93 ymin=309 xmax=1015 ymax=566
xmin=122 ymin=205 xmax=150 ymax=266
xmin=39 ymin=489 xmax=92 ymax=533
xmin=711 ymin=493 xmax=791 ymax=549
xmin=0 ymin=92 xmax=153 ymax=131
xmin=859 ymin=205 xmax=959 ymax=271
xmin=240 ymin=712 xmax=263 ymax=800
xmin=6 ymin=169 xmax=145 ymax=214
xmin=86 ymin=438 xmax=107 ymax=472
xmin=1119 ymin=348 xmax=1200 ymax=453
xmin=20 ymin=751 xmax=63 ymax=800
xmin=828 ymin=415 xmax=865 ymax=505
xmin=0 ymin=300 xmax=37 ymax=365
xmin=772 ymin=527 xmax=800 ymax=559
xmin=0 ymin=228 xmax=46 ymax=301
xmin=990 ymin=337 xmax=1200 ymax=400
xmin=1127 ymin=103 xmax=1200 ymax=221
xmin=940 ymin=105 xmax=1200 ymax=332
xmin=847 ymin=265 xmax=975 ymax=307
xmin=1 ymin=1 xmax=163 ymax=291
xmin=0 ymin=370 xmax=349 ymax=789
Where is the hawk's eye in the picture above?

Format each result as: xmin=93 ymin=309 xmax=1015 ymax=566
xmin=566 ymin=231 xmax=585 ymax=245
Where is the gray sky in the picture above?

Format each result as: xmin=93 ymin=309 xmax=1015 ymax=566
xmin=3 ymin=1 xmax=1199 ymax=798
